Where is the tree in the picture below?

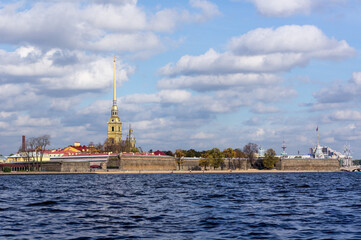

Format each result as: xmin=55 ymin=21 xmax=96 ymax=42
xmin=104 ymin=138 xmax=129 ymax=153
xmin=131 ymin=147 xmax=140 ymax=153
xmin=199 ymin=155 xmax=210 ymax=170
xmin=37 ymin=135 xmax=50 ymax=171
xmin=223 ymin=148 xmax=235 ymax=169
xmin=243 ymin=143 xmax=258 ymax=168
xmin=27 ymin=137 xmax=37 ymax=170
xmin=175 ymin=149 xmax=185 ymax=170
xmin=203 ymin=148 xmax=224 ymax=170
xmin=234 ymin=148 xmax=246 ymax=169
xmin=163 ymin=150 xmax=174 ymax=156
xmin=263 ymin=148 xmax=279 ymax=169
xmin=96 ymin=142 xmax=104 ymax=152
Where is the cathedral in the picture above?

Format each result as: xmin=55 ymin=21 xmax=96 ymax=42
xmin=107 ymin=57 xmax=136 ymax=150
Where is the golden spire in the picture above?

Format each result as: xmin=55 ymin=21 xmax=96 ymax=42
xmin=113 ymin=56 xmax=116 ymax=106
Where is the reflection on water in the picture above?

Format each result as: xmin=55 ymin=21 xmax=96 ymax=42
xmin=1 ymin=173 xmax=361 ymax=239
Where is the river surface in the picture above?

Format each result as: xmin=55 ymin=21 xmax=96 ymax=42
xmin=1 ymin=172 xmax=361 ymax=239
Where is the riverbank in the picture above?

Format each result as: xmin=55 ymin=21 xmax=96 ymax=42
xmin=0 ymin=169 xmax=340 ymax=175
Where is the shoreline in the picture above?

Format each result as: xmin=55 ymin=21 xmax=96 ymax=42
xmin=0 ymin=169 xmax=341 ymax=175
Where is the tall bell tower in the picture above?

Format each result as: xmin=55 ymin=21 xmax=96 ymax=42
xmin=107 ymin=56 xmax=122 ymax=144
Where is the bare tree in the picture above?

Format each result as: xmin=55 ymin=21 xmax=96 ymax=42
xmin=175 ymin=149 xmax=185 ymax=170
xmin=18 ymin=145 xmax=30 ymax=171
xmin=27 ymin=137 xmax=37 ymax=170
xmin=243 ymin=143 xmax=258 ymax=168
xmin=37 ymin=135 xmax=50 ymax=171
xmin=104 ymin=138 xmax=128 ymax=153
xmin=96 ymin=142 xmax=104 ymax=152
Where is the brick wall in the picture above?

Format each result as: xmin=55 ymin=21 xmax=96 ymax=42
xmin=61 ymin=162 xmax=90 ymax=172
xmin=276 ymin=158 xmax=340 ymax=171
xmin=119 ymin=155 xmax=177 ymax=171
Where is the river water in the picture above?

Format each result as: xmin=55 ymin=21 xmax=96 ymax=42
xmin=1 ymin=172 xmax=360 ymax=239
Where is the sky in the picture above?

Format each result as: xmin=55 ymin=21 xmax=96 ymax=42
xmin=1 ymin=0 xmax=361 ymax=157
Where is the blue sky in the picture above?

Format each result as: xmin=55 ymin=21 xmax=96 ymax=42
xmin=1 ymin=0 xmax=361 ymax=158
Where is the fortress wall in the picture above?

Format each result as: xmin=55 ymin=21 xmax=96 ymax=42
xmin=107 ymin=155 xmax=121 ymax=169
xmin=181 ymin=158 xmax=248 ymax=170
xmin=119 ymin=155 xmax=177 ymax=171
xmin=61 ymin=162 xmax=90 ymax=172
xmin=41 ymin=162 xmax=62 ymax=171
xmin=181 ymin=158 xmax=200 ymax=170
xmin=226 ymin=159 xmax=248 ymax=170
xmin=277 ymin=158 xmax=340 ymax=171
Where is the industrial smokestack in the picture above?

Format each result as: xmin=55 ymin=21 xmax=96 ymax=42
xmin=22 ymin=135 xmax=25 ymax=152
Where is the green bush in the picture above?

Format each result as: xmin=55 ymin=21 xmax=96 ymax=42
xmin=2 ymin=167 xmax=11 ymax=172
xmin=263 ymin=149 xmax=278 ymax=169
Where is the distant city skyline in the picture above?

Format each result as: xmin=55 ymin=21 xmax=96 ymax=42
xmin=1 ymin=0 xmax=361 ymax=158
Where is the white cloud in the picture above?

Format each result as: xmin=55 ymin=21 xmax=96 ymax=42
xmin=191 ymin=131 xmax=214 ymax=139
xmin=247 ymin=0 xmax=345 ymax=17
xmin=122 ymin=90 xmax=192 ymax=104
xmin=229 ymin=25 xmax=354 ymax=59
xmin=0 ymin=122 xmax=9 ymax=129
xmin=133 ymin=118 xmax=169 ymax=130
xmin=160 ymin=49 xmax=308 ymax=75
xmin=329 ymin=110 xmax=361 ymax=121
xmin=158 ymin=73 xmax=281 ymax=91
xmin=87 ymin=33 xmax=162 ymax=52
xmin=251 ymin=103 xmax=280 ymax=114
xmin=149 ymin=0 xmax=220 ymax=32
xmin=160 ymin=25 xmax=355 ymax=76
xmin=189 ymin=0 xmax=221 ymax=22
xmin=248 ymin=0 xmax=312 ymax=17
xmin=82 ymin=2 xmax=147 ymax=31
xmin=50 ymin=98 xmax=80 ymax=112
xmin=0 ymin=0 xmax=219 ymax=54
xmin=255 ymin=128 xmax=265 ymax=137
xmin=0 ymin=84 xmax=24 ymax=99
xmin=14 ymin=115 xmax=61 ymax=127
xmin=0 ymin=46 xmax=134 ymax=91
xmin=313 ymin=72 xmax=361 ymax=104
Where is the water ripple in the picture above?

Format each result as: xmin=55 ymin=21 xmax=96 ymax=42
xmin=0 ymin=173 xmax=361 ymax=239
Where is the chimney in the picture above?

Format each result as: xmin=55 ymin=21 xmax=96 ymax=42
xmin=22 ymin=135 xmax=26 ymax=152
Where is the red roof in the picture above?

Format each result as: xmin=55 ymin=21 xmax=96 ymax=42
xmin=71 ymin=145 xmax=88 ymax=152
xmin=154 ymin=150 xmax=166 ymax=156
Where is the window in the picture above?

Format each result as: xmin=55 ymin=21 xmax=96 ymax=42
xmin=112 ymin=127 xmax=114 ymax=132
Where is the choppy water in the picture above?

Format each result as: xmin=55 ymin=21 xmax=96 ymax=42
xmin=1 ymin=173 xmax=361 ymax=239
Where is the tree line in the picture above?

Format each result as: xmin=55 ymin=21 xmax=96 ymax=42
xmin=173 ymin=143 xmax=279 ymax=170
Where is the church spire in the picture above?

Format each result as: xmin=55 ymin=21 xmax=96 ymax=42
xmin=111 ymin=56 xmax=118 ymax=116
xmin=113 ymin=56 xmax=116 ymax=106
xmin=107 ymin=56 xmax=122 ymax=145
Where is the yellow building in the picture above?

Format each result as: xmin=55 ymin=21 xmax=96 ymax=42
xmin=7 ymin=152 xmax=50 ymax=163
xmin=126 ymin=125 xmax=136 ymax=149
xmin=107 ymin=57 xmax=122 ymax=144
